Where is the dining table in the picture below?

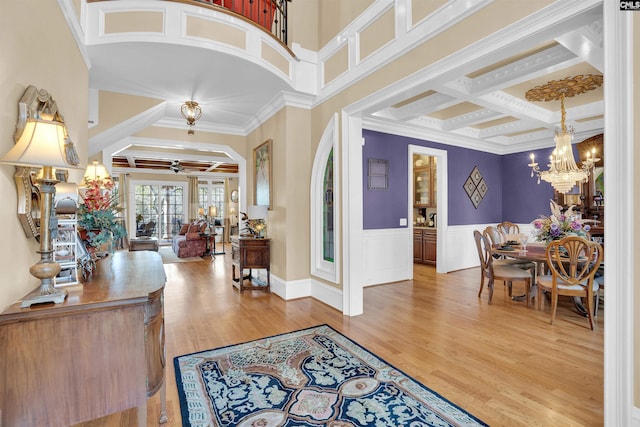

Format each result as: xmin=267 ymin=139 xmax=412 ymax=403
xmin=492 ymin=242 xmax=589 ymax=316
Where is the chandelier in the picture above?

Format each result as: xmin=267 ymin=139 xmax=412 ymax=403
xmin=526 ymin=74 xmax=602 ymax=194
xmin=180 ymin=100 xmax=202 ymax=135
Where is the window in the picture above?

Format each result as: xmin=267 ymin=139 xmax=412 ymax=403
xmin=323 ymin=150 xmax=334 ymax=262
xmin=133 ymin=183 xmax=185 ymax=242
xmin=198 ymin=180 xmax=225 ymax=220
xmin=311 ymin=114 xmax=339 ymax=283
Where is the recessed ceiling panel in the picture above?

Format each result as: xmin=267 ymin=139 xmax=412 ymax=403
xmin=426 ymin=102 xmax=484 ymax=120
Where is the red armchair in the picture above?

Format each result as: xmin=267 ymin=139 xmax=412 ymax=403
xmin=171 ymin=221 xmax=208 ymax=258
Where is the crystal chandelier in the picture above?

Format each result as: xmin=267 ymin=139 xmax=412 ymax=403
xmin=180 ymin=100 xmax=202 ymax=135
xmin=526 ymin=75 xmax=602 ymax=194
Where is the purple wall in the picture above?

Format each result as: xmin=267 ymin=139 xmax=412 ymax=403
xmin=362 ymin=129 xmax=554 ymax=229
xmin=502 ymin=150 xmax=555 ymax=223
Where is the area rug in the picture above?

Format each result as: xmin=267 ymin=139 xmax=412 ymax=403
xmin=174 ymin=324 xmax=487 ymax=427
xmin=158 ymin=246 xmax=203 ymax=264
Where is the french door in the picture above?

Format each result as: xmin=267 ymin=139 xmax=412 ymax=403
xmin=133 ymin=182 xmax=186 ymax=244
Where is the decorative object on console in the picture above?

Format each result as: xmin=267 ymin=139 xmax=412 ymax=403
xmin=180 ymin=100 xmax=202 ymax=135
xmin=526 ymin=74 xmax=602 ymax=194
xmin=0 ymin=85 xmax=81 ymax=307
xmin=241 ymin=205 xmax=268 ymax=238
xmin=77 ymin=174 xmax=126 ymax=254
xmin=463 ymin=166 xmax=487 ymax=209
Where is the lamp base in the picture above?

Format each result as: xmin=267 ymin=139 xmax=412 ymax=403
xmin=20 ymin=288 xmax=67 ymax=308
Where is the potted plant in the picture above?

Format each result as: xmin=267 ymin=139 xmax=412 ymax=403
xmin=77 ymin=177 xmax=127 ymax=255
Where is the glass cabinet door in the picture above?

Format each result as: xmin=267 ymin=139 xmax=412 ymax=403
xmin=413 ymin=155 xmax=433 ymax=206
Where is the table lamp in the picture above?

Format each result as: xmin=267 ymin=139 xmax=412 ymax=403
xmin=0 ymin=118 xmax=81 ymax=307
xmin=208 ymin=206 xmax=217 ymax=230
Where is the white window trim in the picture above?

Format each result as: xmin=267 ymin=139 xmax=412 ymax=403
xmin=311 ymin=113 xmax=340 ymax=283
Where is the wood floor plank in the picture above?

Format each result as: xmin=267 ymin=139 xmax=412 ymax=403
xmin=91 ymin=243 xmax=603 ymax=426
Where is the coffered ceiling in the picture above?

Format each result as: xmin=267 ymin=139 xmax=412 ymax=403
xmin=86 ymin=1 xmax=603 ymax=176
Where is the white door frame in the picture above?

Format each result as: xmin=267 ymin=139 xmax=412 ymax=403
xmin=408 ymin=144 xmax=448 ymax=274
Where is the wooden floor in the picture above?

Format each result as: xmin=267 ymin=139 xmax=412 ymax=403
xmin=94 ymin=243 xmax=604 ymax=426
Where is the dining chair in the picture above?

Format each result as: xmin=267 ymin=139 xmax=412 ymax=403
xmin=536 ymin=236 xmax=603 ymax=330
xmin=474 ymin=230 xmax=533 ymax=306
xmin=497 ymin=221 xmax=520 ymax=242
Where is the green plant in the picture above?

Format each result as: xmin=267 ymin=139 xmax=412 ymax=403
xmin=77 ymin=177 xmax=127 ymax=248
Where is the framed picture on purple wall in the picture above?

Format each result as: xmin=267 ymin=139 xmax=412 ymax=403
xmin=464 ymin=166 xmax=488 ymax=209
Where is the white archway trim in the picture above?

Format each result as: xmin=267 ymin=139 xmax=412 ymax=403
xmin=341 ymin=112 xmax=365 ymax=316
xmin=103 ymin=136 xmax=248 ymax=213
xmin=311 ymin=113 xmax=340 ymax=283
xmin=603 ymin=3 xmax=635 ymax=426
xmin=408 ymin=145 xmax=448 ymax=274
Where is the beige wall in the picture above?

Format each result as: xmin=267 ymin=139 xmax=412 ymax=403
xmin=286 ymin=0 xmax=319 ymax=50
xmin=89 ymin=91 xmax=164 ymax=138
xmin=318 ymin=0 xmax=374 ymax=48
xmin=0 ymin=0 xmax=88 ymax=310
xmin=246 ymin=106 xmax=311 ymax=282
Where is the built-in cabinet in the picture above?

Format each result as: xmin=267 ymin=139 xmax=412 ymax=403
xmin=414 ymin=228 xmax=436 ymax=265
xmin=413 ymin=155 xmax=437 ymax=207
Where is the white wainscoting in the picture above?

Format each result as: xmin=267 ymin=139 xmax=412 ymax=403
xmin=272 ymin=223 xmax=535 ymax=305
xmin=268 ymin=272 xmax=343 ymax=312
xmin=362 ymin=228 xmax=413 ymax=286
xmin=443 ymin=223 xmax=535 ymax=272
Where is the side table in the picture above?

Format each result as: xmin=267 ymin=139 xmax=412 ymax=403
xmin=199 ymin=232 xmax=216 ymax=258
xmin=231 ymin=236 xmax=270 ymax=292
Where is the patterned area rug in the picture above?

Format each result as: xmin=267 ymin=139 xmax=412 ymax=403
xmin=174 ymin=325 xmax=487 ymax=427
xmin=158 ymin=246 xmax=203 ymax=264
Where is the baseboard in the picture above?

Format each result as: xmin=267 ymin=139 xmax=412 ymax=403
xmin=266 ymin=272 xmax=342 ymax=312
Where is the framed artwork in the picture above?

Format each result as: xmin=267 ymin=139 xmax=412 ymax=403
xmin=253 ymin=139 xmax=273 ymax=209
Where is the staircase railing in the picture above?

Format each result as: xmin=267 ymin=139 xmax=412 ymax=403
xmin=89 ymin=0 xmax=291 ymax=46
xmin=192 ymin=0 xmax=290 ymax=45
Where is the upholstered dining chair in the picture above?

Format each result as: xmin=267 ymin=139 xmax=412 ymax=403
xmin=536 ymin=236 xmax=603 ymax=330
xmin=474 ymin=230 xmax=533 ymax=306
xmin=497 ymin=221 xmax=520 ymax=242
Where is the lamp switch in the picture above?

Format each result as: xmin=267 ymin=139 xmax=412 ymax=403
xmin=400 ymin=218 xmax=407 ymax=226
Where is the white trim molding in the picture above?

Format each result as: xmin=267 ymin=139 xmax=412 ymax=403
xmin=603 ymin=2 xmax=635 ymax=426
xmin=310 ymin=113 xmax=340 ymax=283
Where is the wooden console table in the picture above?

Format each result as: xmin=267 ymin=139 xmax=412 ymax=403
xmin=0 ymin=251 xmax=168 ymax=427
xmin=231 ymin=236 xmax=270 ymax=292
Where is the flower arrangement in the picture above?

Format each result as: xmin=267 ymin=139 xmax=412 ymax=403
xmin=77 ymin=177 xmax=126 ymax=249
xmin=532 ymin=200 xmax=597 ymax=243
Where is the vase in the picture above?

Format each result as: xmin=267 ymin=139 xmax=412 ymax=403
xmin=79 ymin=229 xmax=113 ymax=259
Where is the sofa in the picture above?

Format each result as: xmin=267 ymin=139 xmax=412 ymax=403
xmin=171 ymin=220 xmax=208 ymax=258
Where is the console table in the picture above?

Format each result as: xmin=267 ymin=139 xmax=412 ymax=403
xmin=0 ymin=251 xmax=168 ymax=426
xmin=231 ymin=236 xmax=270 ymax=292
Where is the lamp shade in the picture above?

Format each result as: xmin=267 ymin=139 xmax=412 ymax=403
xmin=209 ymin=206 xmax=217 ymax=217
xmin=83 ymin=160 xmax=111 ymax=182
xmin=0 ymin=119 xmax=70 ymax=168
xmin=247 ymin=205 xmax=268 ymax=220
xmin=198 ymin=207 xmax=205 ymax=216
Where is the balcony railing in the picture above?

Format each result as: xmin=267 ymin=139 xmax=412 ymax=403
xmin=192 ymin=0 xmax=290 ymax=45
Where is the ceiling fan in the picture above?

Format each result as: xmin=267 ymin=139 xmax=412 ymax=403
xmin=169 ymin=160 xmax=185 ymax=173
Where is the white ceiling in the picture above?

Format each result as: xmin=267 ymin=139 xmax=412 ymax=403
xmin=86 ymin=2 xmax=604 ymax=175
